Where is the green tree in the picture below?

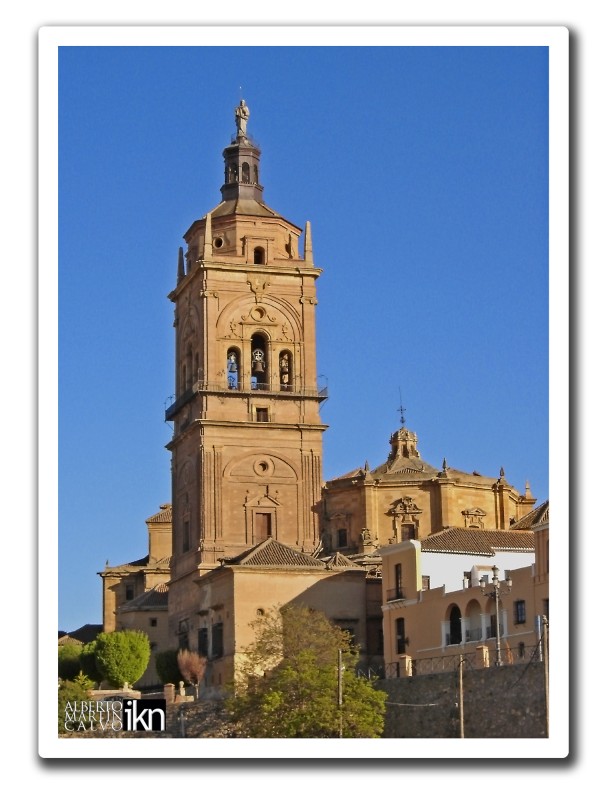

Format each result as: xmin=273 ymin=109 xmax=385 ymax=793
xmin=227 ymin=605 xmax=386 ymax=738
xmin=93 ymin=630 xmax=151 ymax=688
xmin=79 ymin=640 xmax=103 ymax=686
xmin=58 ymin=642 xmax=83 ymax=680
xmin=155 ymin=649 xmax=182 ymax=685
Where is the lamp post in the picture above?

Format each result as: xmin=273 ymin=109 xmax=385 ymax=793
xmin=479 ymin=565 xmax=512 ymax=667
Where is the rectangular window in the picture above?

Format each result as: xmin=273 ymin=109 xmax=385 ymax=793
xmin=212 ymin=622 xmax=224 ymax=658
xmin=337 ymin=528 xmax=347 ymax=548
xmin=422 ymin=575 xmax=431 ymax=592
xmin=514 ymin=600 xmax=527 ymax=625
xmin=149 ymin=617 xmax=158 ymax=628
xmin=255 ymin=512 xmax=272 ymax=541
xmin=395 ymin=617 xmax=406 ymax=655
xmin=256 ymin=407 xmax=269 ymax=422
xmin=401 ymin=523 xmax=415 ymax=541
xmin=198 ymin=627 xmax=208 ymax=657
xmin=125 ymin=584 xmax=135 ymax=601
xmin=394 ymin=563 xmax=402 ymax=595
xmin=543 ymin=598 xmax=549 ymax=619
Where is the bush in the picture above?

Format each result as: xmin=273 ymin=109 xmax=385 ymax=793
xmin=58 ymin=643 xmax=83 ymax=681
xmin=155 ymin=649 xmax=182 ymax=685
xmin=58 ymin=679 xmax=90 ymax=734
xmin=79 ymin=641 xmax=103 ymax=685
xmin=94 ymin=630 xmax=151 ymax=688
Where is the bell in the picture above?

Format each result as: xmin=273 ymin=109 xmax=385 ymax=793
xmin=253 ymin=360 xmax=264 ymax=373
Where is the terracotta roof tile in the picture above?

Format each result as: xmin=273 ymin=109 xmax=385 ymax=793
xmin=227 ymin=537 xmax=326 ymax=569
xmin=119 ymin=583 xmax=169 ymax=612
xmin=145 ymin=504 xmax=172 ymax=524
xmin=324 ymin=552 xmax=364 ymax=569
xmin=421 ymin=528 xmax=535 ymax=556
xmin=510 ymin=500 xmax=549 ymax=530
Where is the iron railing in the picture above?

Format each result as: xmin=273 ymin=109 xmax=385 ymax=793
xmin=165 ymin=380 xmax=328 ymax=420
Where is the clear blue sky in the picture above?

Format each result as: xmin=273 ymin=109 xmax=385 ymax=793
xmin=58 ymin=44 xmax=549 ymax=632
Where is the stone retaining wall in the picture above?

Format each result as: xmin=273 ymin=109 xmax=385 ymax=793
xmin=378 ymin=661 xmax=547 ymax=738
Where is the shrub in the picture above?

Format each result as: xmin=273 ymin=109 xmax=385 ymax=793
xmin=58 ymin=642 xmax=83 ymax=681
xmin=94 ymin=630 xmax=151 ymax=688
xmin=155 ymin=649 xmax=182 ymax=685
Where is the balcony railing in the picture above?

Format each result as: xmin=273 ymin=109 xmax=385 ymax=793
xmin=165 ymin=379 xmax=328 ymax=420
xmin=386 ymin=588 xmax=405 ymax=602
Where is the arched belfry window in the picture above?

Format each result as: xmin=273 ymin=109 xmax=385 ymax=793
xmin=228 ymin=163 xmax=238 ymax=183
xmin=253 ymin=246 xmax=265 ymax=265
xmin=242 ymin=162 xmax=250 ymax=183
xmin=251 ymin=332 xmax=268 ymax=390
xmin=279 ymin=350 xmax=293 ymax=391
xmin=254 ymin=164 xmax=259 ymax=184
xmin=226 ymin=348 xmax=240 ymax=390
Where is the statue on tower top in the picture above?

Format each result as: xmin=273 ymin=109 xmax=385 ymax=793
xmin=235 ymin=99 xmax=250 ymax=139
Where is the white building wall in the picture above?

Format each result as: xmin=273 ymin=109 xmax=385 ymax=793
xmin=421 ymin=550 xmax=535 ymax=593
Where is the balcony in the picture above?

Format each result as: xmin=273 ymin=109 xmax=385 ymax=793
xmin=165 ymin=379 xmax=328 ymax=421
xmin=386 ymin=588 xmax=405 ymax=602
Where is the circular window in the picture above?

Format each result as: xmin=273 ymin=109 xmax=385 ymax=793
xmin=253 ymin=458 xmax=274 ymax=477
xmin=250 ymin=306 xmax=265 ymax=321
xmin=214 ymin=237 xmax=224 ymax=248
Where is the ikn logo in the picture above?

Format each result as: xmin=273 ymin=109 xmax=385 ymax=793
xmin=123 ymin=699 xmax=166 ymax=732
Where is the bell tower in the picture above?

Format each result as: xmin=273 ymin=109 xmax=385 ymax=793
xmin=166 ymin=102 xmax=327 ymax=614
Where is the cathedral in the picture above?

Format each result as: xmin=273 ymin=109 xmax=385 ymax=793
xmin=99 ymin=103 xmax=539 ymax=690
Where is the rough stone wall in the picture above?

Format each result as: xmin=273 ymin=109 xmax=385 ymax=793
xmin=378 ymin=661 xmax=547 ymax=738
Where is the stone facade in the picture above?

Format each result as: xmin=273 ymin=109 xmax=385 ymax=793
xmin=322 ymin=427 xmax=536 ymax=555
xmin=165 ymin=104 xmax=327 ymax=640
xmin=99 ymin=504 xmax=172 ymax=634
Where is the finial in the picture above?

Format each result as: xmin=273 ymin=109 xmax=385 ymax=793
xmin=177 ymin=246 xmax=185 ymax=281
xmin=442 ymin=457 xmax=448 ymax=470
xmin=203 ymin=213 xmax=212 ymax=260
xmin=364 ymin=460 xmax=370 ymax=472
xmin=304 ymin=221 xmax=313 ymax=264
xmin=500 ymin=466 xmax=505 ymax=477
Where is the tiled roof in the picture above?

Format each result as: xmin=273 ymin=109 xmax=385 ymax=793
xmin=371 ymin=457 xmax=439 ymax=478
xmin=58 ymin=635 xmax=83 ymax=646
xmin=324 ymin=552 xmax=365 ymax=569
xmin=510 ymin=500 xmax=549 ymax=530
xmin=226 ymin=537 xmax=326 ymax=569
xmin=421 ymin=528 xmax=535 ymax=556
xmin=119 ymin=583 xmax=169 ymax=612
xmin=66 ymin=624 xmax=103 ymax=643
xmin=145 ymin=504 xmax=172 ymax=524
xmin=102 ymin=555 xmax=171 ymax=572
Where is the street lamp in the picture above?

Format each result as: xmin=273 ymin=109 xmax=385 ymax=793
xmin=479 ymin=565 xmax=512 ymax=667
